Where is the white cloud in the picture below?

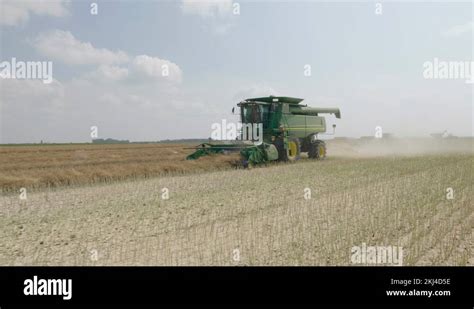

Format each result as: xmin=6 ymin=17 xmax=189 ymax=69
xmin=33 ymin=30 xmax=129 ymax=65
xmin=0 ymin=0 xmax=69 ymax=26
xmin=97 ymin=92 xmax=151 ymax=107
xmin=180 ymin=0 xmax=236 ymax=34
xmin=181 ymin=0 xmax=233 ymax=18
xmin=441 ymin=21 xmax=474 ymax=37
xmin=132 ymin=55 xmax=183 ymax=83
xmin=233 ymin=83 xmax=280 ymax=100
xmin=31 ymin=30 xmax=183 ymax=83
xmin=87 ymin=65 xmax=129 ymax=81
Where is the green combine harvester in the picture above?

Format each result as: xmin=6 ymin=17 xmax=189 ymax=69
xmin=187 ymin=96 xmax=341 ymax=167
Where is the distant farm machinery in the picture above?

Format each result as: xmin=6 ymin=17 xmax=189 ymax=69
xmin=187 ymin=96 xmax=341 ymax=166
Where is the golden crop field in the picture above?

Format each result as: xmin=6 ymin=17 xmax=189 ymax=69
xmin=0 ymin=139 xmax=472 ymax=266
xmin=0 ymin=143 xmax=238 ymax=192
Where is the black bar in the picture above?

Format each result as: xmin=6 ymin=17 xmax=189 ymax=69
xmin=0 ymin=267 xmax=472 ymax=306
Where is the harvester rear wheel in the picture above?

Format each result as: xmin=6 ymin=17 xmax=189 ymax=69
xmin=308 ymin=140 xmax=326 ymax=160
xmin=275 ymin=137 xmax=301 ymax=162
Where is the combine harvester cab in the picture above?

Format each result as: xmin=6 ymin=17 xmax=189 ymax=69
xmin=186 ymin=96 xmax=341 ymax=166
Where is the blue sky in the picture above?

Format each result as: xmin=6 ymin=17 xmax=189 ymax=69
xmin=0 ymin=0 xmax=472 ymax=143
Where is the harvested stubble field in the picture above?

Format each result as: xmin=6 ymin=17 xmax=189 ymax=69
xmin=0 ymin=139 xmax=472 ymax=266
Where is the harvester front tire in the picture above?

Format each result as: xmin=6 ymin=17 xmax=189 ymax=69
xmin=308 ymin=140 xmax=326 ymax=160
xmin=275 ymin=137 xmax=301 ymax=162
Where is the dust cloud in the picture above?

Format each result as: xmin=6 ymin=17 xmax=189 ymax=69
xmin=327 ymin=138 xmax=473 ymax=158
